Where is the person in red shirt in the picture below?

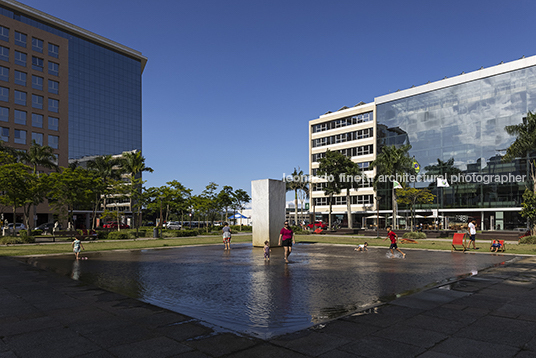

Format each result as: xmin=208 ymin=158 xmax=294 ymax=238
xmin=383 ymin=227 xmax=406 ymax=258
xmin=278 ymin=221 xmax=295 ymax=263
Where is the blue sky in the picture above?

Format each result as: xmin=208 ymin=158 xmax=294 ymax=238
xmin=20 ymin=0 xmax=536 ymax=202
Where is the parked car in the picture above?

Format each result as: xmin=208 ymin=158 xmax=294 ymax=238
xmin=103 ymin=222 xmax=130 ymax=229
xmin=166 ymin=221 xmax=182 ymax=230
xmin=34 ymin=222 xmax=60 ymax=234
xmin=3 ymin=223 xmax=26 ymax=233
xmin=307 ymin=221 xmax=327 ymax=229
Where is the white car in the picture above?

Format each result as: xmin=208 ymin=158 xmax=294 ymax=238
xmin=166 ymin=221 xmax=182 ymax=230
xmin=4 ymin=223 xmax=26 ymax=232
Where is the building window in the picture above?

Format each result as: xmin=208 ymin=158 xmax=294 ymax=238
xmin=0 ymin=106 xmax=8 ymax=122
xmin=32 ymin=56 xmax=43 ymax=71
xmin=48 ymin=43 xmax=59 ymax=58
xmin=0 ymin=66 xmax=8 ymax=82
xmin=14 ymin=90 xmax=26 ymax=105
xmin=14 ymin=31 xmax=26 ymax=47
xmin=0 ymin=86 xmax=8 ymax=102
xmin=14 ymin=129 xmax=26 ymax=144
xmin=0 ymin=26 xmax=8 ymax=42
xmin=14 ymin=70 xmax=26 ymax=86
xmin=48 ymin=134 xmax=58 ymax=149
xmin=48 ymin=62 xmax=59 ymax=76
xmin=48 ymin=98 xmax=59 ymax=112
xmin=14 ymin=110 xmax=26 ymax=125
xmin=32 ymin=94 xmax=43 ymax=109
xmin=32 ymin=75 xmax=43 ymax=90
xmin=32 ymin=113 xmax=43 ymax=128
xmin=48 ymin=80 xmax=59 ymax=94
xmin=14 ymin=51 xmax=26 ymax=67
xmin=31 ymin=132 xmax=43 ymax=146
xmin=0 ymin=126 xmax=8 ymax=142
xmin=32 ymin=38 xmax=43 ymax=53
xmin=48 ymin=116 xmax=58 ymax=131
xmin=0 ymin=46 xmax=9 ymax=62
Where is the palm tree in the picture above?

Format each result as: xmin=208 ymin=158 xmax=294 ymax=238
xmin=19 ymin=141 xmax=58 ymax=229
xmin=87 ymin=155 xmax=123 ymax=230
xmin=504 ymin=111 xmax=536 ymax=192
xmin=340 ymin=161 xmax=361 ymax=229
xmin=120 ymin=151 xmax=153 ymax=229
xmin=371 ymin=144 xmax=414 ymax=229
xmin=286 ymin=167 xmax=303 ymax=226
xmin=504 ymin=111 xmax=536 ymax=234
xmin=20 ymin=141 xmax=58 ymax=174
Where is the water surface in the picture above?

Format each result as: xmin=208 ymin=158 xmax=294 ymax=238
xmin=22 ymin=243 xmax=514 ymax=339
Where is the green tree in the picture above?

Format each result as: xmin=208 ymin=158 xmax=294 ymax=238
xmin=371 ymin=144 xmax=414 ymax=229
xmin=47 ymin=167 xmax=97 ymax=229
xmin=286 ymin=167 xmax=304 ymax=226
xmin=503 ymin=111 xmax=536 ymax=234
xmin=217 ymin=185 xmax=234 ymax=223
xmin=166 ymin=180 xmax=192 ymax=224
xmin=120 ymin=151 xmax=154 ymax=228
xmin=521 ymin=189 xmax=536 ymax=235
xmin=87 ymin=155 xmax=123 ymax=229
xmin=20 ymin=141 xmax=58 ymax=174
xmin=317 ymin=150 xmax=360 ymax=229
xmin=0 ymin=163 xmax=36 ymax=233
xmin=396 ymin=187 xmax=435 ymax=231
xmin=232 ymin=189 xmax=250 ymax=230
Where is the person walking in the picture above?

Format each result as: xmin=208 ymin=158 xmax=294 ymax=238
xmin=222 ymin=222 xmax=232 ymax=250
xmin=278 ymin=221 xmax=295 ymax=263
xmin=468 ymin=219 xmax=478 ymax=250
xmin=383 ymin=227 xmax=406 ymax=258
xmin=71 ymin=237 xmax=85 ymax=260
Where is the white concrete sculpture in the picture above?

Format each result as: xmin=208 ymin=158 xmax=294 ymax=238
xmin=251 ymin=179 xmax=286 ymax=247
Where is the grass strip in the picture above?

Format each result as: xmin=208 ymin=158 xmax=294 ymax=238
xmin=1 ymin=234 xmax=536 ymax=256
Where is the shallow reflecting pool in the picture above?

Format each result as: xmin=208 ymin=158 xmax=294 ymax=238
xmin=21 ymin=243 xmax=515 ymax=339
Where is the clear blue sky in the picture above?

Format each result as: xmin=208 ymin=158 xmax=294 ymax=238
xmin=20 ymin=0 xmax=536 ymax=203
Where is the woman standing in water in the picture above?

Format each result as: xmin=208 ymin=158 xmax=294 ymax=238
xmin=278 ymin=221 xmax=295 ymax=263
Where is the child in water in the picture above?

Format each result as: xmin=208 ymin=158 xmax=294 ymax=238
xmin=71 ymin=237 xmax=85 ymax=260
xmin=264 ymin=240 xmax=271 ymax=260
xmin=354 ymin=242 xmax=368 ymax=251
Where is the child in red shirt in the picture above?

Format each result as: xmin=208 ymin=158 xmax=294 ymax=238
xmin=383 ymin=227 xmax=406 ymax=258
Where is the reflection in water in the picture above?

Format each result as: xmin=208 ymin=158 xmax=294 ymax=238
xmin=22 ymin=243 xmax=515 ymax=339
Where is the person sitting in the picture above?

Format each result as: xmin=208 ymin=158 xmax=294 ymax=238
xmin=490 ymin=239 xmax=502 ymax=253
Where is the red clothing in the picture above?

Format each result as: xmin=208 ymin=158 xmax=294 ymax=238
xmin=387 ymin=231 xmax=397 ymax=244
xmin=280 ymin=227 xmax=293 ymax=240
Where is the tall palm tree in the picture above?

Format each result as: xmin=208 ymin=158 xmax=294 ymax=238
xmin=120 ymin=151 xmax=153 ymax=229
xmin=19 ymin=141 xmax=58 ymax=229
xmin=286 ymin=167 xmax=303 ymax=226
xmin=87 ymin=155 xmax=123 ymax=229
xmin=504 ymin=111 xmax=536 ymax=192
xmin=340 ymin=161 xmax=361 ymax=229
xmin=20 ymin=141 xmax=58 ymax=174
xmin=371 ymin=144 xmax=413 ymax=229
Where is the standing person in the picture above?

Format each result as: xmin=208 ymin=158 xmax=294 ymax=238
xmin=222 ymin=222 xmax=232 ymax=250
xmin=467 ymin=219 xmax=477 ymax=249
xmin=71 ymin=237 xmax=85 ymax=260
xmin=263 ymin=240 xmax=271 ymax=261
xmin=278 ymin=221 xmax=295 ymax=263
xmin=383 ymin=227 xmax=406 ymax=258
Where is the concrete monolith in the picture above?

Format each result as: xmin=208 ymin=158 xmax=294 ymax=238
xmin=252 ymin=179 xmax=286 ymax=247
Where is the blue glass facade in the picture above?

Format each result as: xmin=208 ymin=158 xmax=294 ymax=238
xmin=375 ymin=64 xmax=536 ymax=229
xmin=0 ymin=5 xmax=142 ymax=160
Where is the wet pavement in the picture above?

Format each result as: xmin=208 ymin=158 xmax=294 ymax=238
xmin=1 ymin=244 xmax=536 ymax=357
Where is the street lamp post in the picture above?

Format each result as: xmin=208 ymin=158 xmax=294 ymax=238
xmin=376 ymin=195 xmax=381 ymax=238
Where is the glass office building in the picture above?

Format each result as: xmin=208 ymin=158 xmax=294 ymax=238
xmin=310 ymin=56 xmax=536 ymax=230
xmin=0 ymin=0 xmax=146 ymax=226
xmin=0 ymin=0 xmax=146 ymax=162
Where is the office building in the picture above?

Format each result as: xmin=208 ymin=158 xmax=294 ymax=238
xmin=0 ymin=0 xmax=146 ymax=227
xmin=309 ymin=55 xmax=536 ymax=230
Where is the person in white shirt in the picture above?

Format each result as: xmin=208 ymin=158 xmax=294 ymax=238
xmin=467 ymin=220 xmax=477 ymax=249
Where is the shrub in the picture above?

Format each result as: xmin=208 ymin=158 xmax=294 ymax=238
xmin=107 ymin=231 xmax=136 ymax=240
xmin=96 ymin=230 xmax=109 ymax=240
xmin=20 ymin=235 xmax=35 ymax=243
xmin=403 ymin=232 xmax=427 ymax=240
xmin=519 ymin=235 xmax=536 ymax=244
xmin=230 ymin=225 xmax=252 ymax=232
xmin=32 ymin=229 xmax=43 ymax=236
xmin=0 ymin=236 xmax=23 ymax=244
